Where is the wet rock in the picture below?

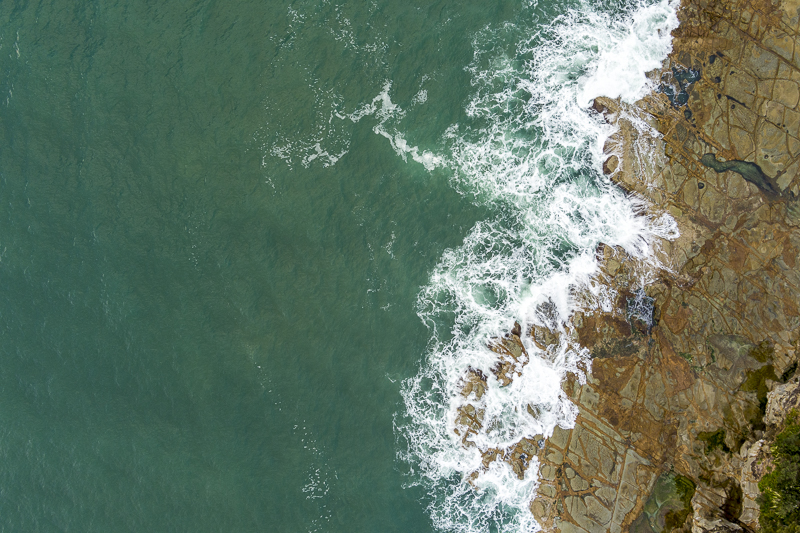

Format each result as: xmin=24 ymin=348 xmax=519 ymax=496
xmin=592 ymin=96 xmax=618 ymax=120
xmin=603 ymin=155 xmax=620 ymax=175
xmin=459 ymin=367 xmax=488 ymax=400
xmin=532 ymin=324 xmax=560 ymax=350
xmin=592 ymin=98 xmax=609 ymax=115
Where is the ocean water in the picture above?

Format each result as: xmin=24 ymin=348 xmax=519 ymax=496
xmin=0 ymin=0 xmax=677 ymax=532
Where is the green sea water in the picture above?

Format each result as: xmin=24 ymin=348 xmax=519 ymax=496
xmin=0 ymin=0 xmax=520 ymax=531
xmin=0 ymin=0 xmax=681 ymax=530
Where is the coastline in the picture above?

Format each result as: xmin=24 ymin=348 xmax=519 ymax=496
xmin=531 ymin=0 xmax=800 ymax=531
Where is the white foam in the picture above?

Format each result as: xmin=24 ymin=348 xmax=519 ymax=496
xmin=347 ymin=82 xmax=446 ymax=171
xmin=398 ymin=1 xmax=680 ymax=532
xmin=567 ymin=2 xmax=679 ymax=106
xmin=412 ymin=89 xmax=429 ymax=106
xmin=263 ymin=86 xmax=352 ymax=171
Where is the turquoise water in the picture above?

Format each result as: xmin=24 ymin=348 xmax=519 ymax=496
xmin=0 ymin=0 xmax=679 ymax=531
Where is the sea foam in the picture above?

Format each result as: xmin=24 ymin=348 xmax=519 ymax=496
xmin=396 ymin=1 xmax=680 ymax=532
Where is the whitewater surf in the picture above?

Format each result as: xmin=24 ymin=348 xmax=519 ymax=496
xmin=396 ymin=0 xmax=681 ymax=531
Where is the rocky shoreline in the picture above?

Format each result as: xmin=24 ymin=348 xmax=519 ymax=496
xmin=452 ymin=0 xmax=800 ymax=531
xmin=537 ymin=0 xmax=800 ymax=529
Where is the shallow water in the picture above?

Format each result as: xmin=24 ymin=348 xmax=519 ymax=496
xmin=0 ymin=0 xmax=676 ymax=531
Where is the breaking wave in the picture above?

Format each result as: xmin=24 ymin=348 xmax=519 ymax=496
xmin=396 ymin=1 xmax=680 ymax=532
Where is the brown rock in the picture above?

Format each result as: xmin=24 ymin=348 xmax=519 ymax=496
xmin=603 ymin=155 xmax=619 ymax=175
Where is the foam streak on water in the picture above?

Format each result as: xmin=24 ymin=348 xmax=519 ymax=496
xmin=397 ymin=1 xmax=679 ymax=532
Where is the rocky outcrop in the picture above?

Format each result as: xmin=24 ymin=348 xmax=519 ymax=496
xmin=525 ymin=0 xmax=800 ymax=530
